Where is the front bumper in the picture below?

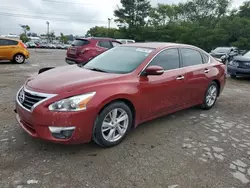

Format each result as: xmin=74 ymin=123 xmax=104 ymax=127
xmin=227 ymin=65 xmax=250 ymax=76
xmin=15 ymin=100 xmax=97 ymax=144
xmin=24 ymin=50 xmax=30 ymax=59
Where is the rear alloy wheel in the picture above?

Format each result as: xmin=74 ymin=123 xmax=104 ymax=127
xmin=93 ymin=102 xmax=132 ymax=147
xmin=201 ymin=82 xmax=218 ymax=110
xmin=14 ymin=54 xmax=25 ymax=64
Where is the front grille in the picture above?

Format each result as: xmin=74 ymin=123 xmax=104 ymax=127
xmin=237 ymin=61 xmax=250 ymax=69
xmin=18 ymin=88 xmax=46 ymax=110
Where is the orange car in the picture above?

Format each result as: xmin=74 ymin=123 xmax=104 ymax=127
xmin=0 ymin=37 xmax=29 ymax=64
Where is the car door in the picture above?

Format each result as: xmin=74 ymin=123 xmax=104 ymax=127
xmin=138 ymin=48 xmax=187 ymax=120
xmin=0 ymin=39 xmax=17 ymax=60
xmin=180 ymin=48 xmax=211 ymax=105
xmin=96 ymin=40 xmax=113 ymax=55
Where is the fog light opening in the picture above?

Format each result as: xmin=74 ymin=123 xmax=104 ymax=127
xmin=49 ymin=126 xmax=75 ymax=139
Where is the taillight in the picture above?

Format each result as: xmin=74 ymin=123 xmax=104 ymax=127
xmin=20 ymin=42 xmax=27 ymax=48
xmin=80 ymin=48 xmax=89 ymax=54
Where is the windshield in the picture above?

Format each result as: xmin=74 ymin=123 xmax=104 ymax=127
xmin=213 ymin=47 xmax=230 ymax=53
xmin=83 ymin=46 xmax=154 ymax=74
xmin=71 ymin=39 xmax=90 ymax=46
xmin=243 ymin=51 xmax=250 ymax=57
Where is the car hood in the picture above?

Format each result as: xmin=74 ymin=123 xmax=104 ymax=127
xmin=26 ymin=65 xmax=126 ymax=93
xmin=233 ymin=56 xmax=250 ymax=62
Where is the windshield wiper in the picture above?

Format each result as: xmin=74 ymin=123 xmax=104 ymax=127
xmin=86 ymin=67 xmax=108 ymax=73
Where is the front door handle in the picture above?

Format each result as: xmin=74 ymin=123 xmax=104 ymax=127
xmin=204 ymin=68 xmax=210 ymax=73
xmin=176 ymin=75 xmax=185 ymax=80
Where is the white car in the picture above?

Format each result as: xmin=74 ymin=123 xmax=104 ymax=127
xmin=116 ymin=39 xmax=135 ymax=44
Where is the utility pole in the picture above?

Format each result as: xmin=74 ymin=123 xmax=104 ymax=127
xmin=108 ymin=18 xmax=112 ymax=37
xmin=46 ymin=21 xmax=49 ymax=43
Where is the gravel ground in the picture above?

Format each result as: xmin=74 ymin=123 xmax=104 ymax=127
xmin=0 ymin=49 xmax=250 ymax=188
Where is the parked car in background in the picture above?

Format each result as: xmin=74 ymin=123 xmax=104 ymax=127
xmin=210 ymin=47 xmax=239 ymax=64
xmin=227 ymin=50 xmax=250 ymax=78
xmin=39 ymin=43 xmax=47 ymax=48
xmin=26 ymin=42 xmax=37 ymax=48
xmin=48 ymin=43 xmax=56 ymax=49
xmin=116 ymin=39 xmax=135 ymax=44
xmin=0 ymin=37 xmax=29 ymax=64
xmin=15 ymin=42 xmax=226 ymax=147
xmin=62 ymin=44 xmax=70 ymax=50
xmin=56 ymin=44 xmax=63 ymax=49
xmin=66 ymin=37 xmax=122 ymax=64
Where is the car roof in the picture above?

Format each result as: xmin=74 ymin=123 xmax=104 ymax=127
xmin=121 ymin=42 xmax=198 ymax=50
xmin=0 ymin=37 xmax=20 ymax=41
xmin=76 ymin=37 xmax=116 ymax=41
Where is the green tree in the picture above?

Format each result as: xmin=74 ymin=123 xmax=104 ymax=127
xmin=114 ymin=0 xmax=151 ymax=40
xmin=60 ymin=33 xmax=68 ymax=43
xmin=20 ymin=25 xmax=30 ymax=35
xmin=238 ymin=1 xmax=250 ymax=18
xmin=20 ymin=33 xmax=29 ymax=43
xmin=85 ymin=26 xmax=121 ymax=38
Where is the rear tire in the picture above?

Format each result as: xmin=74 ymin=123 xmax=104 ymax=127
xmin=92 ymin=101 xmax=133 ymax=147
xmin=230 ymin=75 xmax=236 ymax=79
xmin=201 ymin=81 xmax=219 ymax=110
xmin=14 ymin=54 xmax=25 ymax=64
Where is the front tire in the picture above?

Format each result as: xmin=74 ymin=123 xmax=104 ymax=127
xmin=14 ymin=54 xmax=25 ymax=64
xmin=93 ymin=102 xmax=133 ymax=147
xmin=201 ymin=81 xmax=219 ymax=110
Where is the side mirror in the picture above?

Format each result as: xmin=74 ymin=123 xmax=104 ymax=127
xmin=143 ymin=66 xmax=164 ymax=76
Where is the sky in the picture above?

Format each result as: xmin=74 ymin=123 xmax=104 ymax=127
xmin=0 ymin=0 xmax=246 ymax=36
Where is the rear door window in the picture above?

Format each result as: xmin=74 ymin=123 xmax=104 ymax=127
xmin=180 ymin=48 xmax=203 ymax=67
xmin=71 ymin=39 xmax=89 ymax=46
xmin=98 ymin=41 xmax=113 ymax=49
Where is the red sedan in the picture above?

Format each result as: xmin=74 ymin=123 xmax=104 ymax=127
xmin=15 ymin=43 xmax=226 ymax=147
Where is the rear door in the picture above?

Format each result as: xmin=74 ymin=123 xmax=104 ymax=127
xmin=68 ymin=39 xmax=90 ymax=58
xmin=0 ymin=39 xmax=18 ymax=60
xmin=96 ymin=40 xmax=113 ymax=55
xmin=138 ymin=48 xmax=186 ymax=120
xmin=180 ymin=48 xmax=211 ymax=105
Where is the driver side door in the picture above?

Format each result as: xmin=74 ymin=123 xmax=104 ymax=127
xmin=138 ymin=48 xmax=187 ymax=121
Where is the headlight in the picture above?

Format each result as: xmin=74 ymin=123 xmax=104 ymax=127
xmin=221 ymin=55 xmax=226 ymax=59
xmin=49 ymin=92 xmax=96 ymax=111
xmin=228 ymin=61 xmax=239 ymax=67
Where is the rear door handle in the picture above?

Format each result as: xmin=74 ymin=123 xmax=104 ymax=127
xmin=204 ymin=68 xmax=210 ymax=73
xmin=96 ymin=49 xmax=102 ymax=52
xmin=176 ymin=75 xmax=185 ymax=80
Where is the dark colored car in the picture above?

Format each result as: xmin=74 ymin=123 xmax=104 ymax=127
xmin=210 ymin=47 xmax=239 ymax=64
xmin=65 ymin=37 xmax=122 ymax=65
xmin=15 ymin=42 xmax=226 ymax=147
xmin=227 ymin=51 xmax=250 ymax=78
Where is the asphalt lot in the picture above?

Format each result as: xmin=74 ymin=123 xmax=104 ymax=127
xmin=0 ymin=49 xmax=250 ymax=188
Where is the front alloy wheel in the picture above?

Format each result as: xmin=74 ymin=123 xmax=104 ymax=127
xmin=93 ymin=102 xmax=132 ymax=147
xmin=101 ymin=108 xmax=129 ymax=142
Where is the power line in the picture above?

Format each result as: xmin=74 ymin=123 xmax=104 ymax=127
xmin=0 ymin=12 xmax=108 ymax=24
xmin=0 ymin=6 xmax=89 ymax=17
xmin=42 ymin=0 xmax=95 ymax=5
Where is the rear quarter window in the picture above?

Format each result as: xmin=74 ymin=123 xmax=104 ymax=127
xmin=71 ymin=39 xmax=90 ymax=46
